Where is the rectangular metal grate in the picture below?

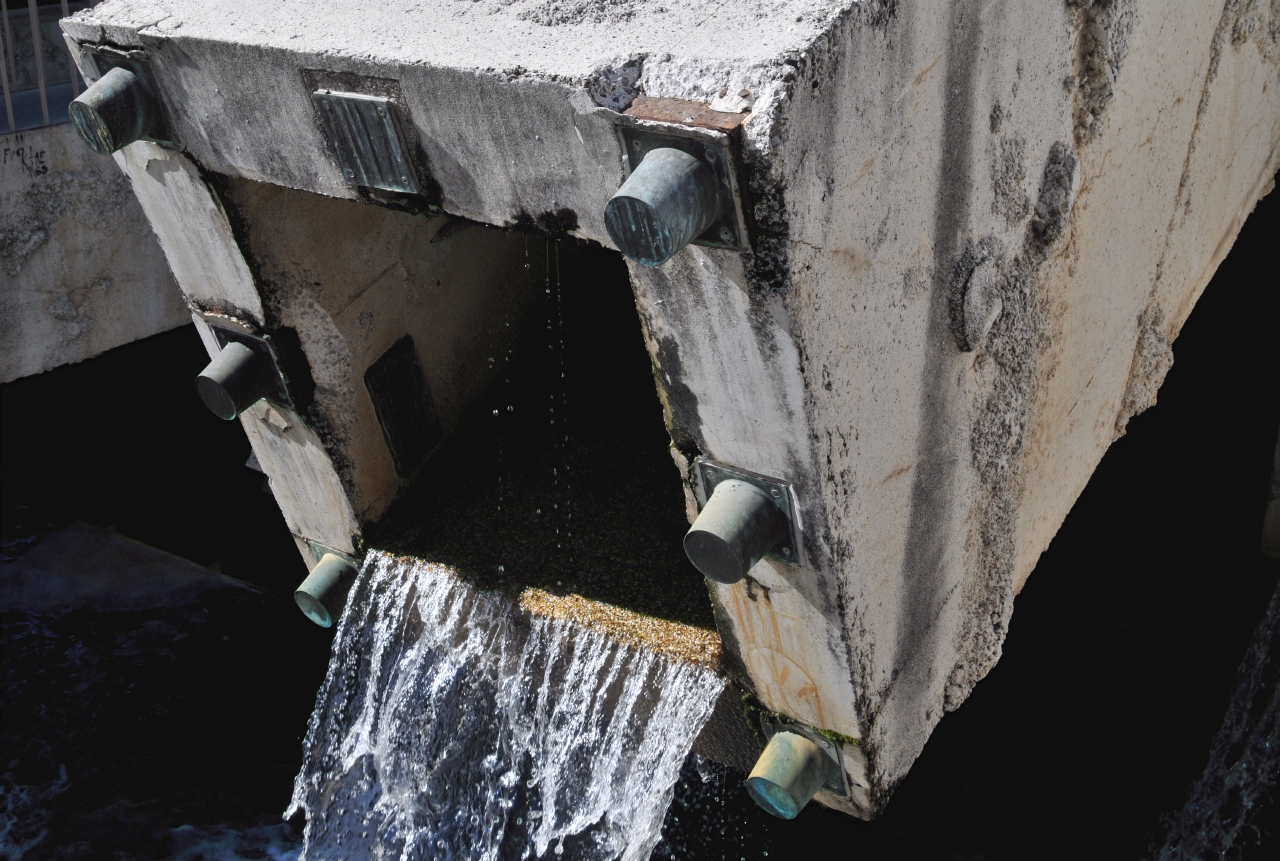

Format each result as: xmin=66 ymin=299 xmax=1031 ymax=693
xmin=312 ymin=89 xmax=419 ymax=194
xmin=363 ymin=336 xmax=441 ymax=478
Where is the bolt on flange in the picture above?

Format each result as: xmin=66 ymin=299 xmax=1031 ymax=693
xmin=604 ymin=125 xmax=746 ymax=266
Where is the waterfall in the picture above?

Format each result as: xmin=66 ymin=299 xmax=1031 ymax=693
xmin=288 ymin=553 xmax=725 ymax=861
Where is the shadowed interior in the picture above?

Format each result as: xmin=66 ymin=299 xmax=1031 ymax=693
xmin=369 ymin=237 xmax=716 ymax=631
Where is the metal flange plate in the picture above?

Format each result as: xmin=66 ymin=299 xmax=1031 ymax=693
xmin=616 ymin=126 xmax=747 ymax=252
xmin=694 ymin=459 xmax=802 ymax=565
xmin=82 ymin=47 xmax=178 ymax=147
xmin=306 ymin=540 xmax=360 ymax=568
xmin=203 ymin=322 xmax=294 ymax=411
xmin=759 ymin=714 xmax=850 ymax=799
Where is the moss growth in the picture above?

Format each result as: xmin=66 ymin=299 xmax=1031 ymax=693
xmin=741 ymin=696 xmax=862 ymax=749
xmin=813 ymin=727 xmax=862 ymax=747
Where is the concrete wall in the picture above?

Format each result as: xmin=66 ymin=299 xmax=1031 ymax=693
xmin=630 ymin=0 xmax=1279 ymax=811
xmin=0 ymin=122 xmax=185 ymax=383
xmin=763 ymin=0 xmax=1280 ymax=808
xmin=64 ymin=0 xmax=1280 ymax=817
xmin=112 ymin=140 xmax=541 ymax=560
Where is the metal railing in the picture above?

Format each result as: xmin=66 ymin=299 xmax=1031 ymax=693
xmin=1 ymin=1 xmax=96 ymax=134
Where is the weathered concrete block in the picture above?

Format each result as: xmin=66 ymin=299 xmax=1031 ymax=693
xmin=0 ymin=123 xmax=185 ymax=383
xmin=63 ymin=0 xmax=1280 ymax=817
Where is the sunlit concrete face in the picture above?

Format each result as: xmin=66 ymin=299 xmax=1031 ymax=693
xmin=65 ymin=0 xmax=1280 ymax=817
xmin=0 ymin=123 xmax=185 ymax=383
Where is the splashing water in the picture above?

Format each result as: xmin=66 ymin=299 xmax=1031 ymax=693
xmin=288 ymin=553 xmax=725 ymax=861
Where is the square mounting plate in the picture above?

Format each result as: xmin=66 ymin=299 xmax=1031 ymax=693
xmin=759 ymin=714 xmax=850 ymax=799
xmin=617 ymin=126 xmax=746 ymax=251
xmin=207 ymin=324 xmax=294 ymax=410
xmin=83 ymin=47 xmax=178 ymax=147
xmin=694 ymin=459 xmax=802 ymax=565
xmin=306 ymin=540 xmax=359 ymax=568
xmin=313 ymin=90 xmax=419 ymax=194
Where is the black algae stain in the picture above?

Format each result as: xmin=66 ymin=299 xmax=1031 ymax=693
xmin=651 ymin=334 xmax=708 ymax=455
xmin=888 ymin=0 xmax=982 ymax=738
xmin=950 ymin=141 xmax=1078 ymax=717
xmin=512 ymin=208 xmax=580 ymax=237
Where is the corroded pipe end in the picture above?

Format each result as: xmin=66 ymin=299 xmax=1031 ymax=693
xmin=69 ymin=66 xmax=162 ymax=156
xmin=604 ymin=147 xmax=722 ymax=267
xmin=195 ymin=341 xmax=274 ymax=421
xmin=294 ymin=553 xmax=359 ymax=628
xmin=683 ymin=479 xmax=787 ymax=584
xmin=746 ymin=731 xmax=828 ymax=820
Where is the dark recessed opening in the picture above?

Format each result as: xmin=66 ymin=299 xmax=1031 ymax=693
xmin=368 ymin=238 xmax=715 ymax=630
xmin=0 ymin=326 xmax=309 ymax=601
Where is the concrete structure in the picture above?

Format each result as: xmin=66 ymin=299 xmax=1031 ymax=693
xmin=1 ymin=0 xmax=183 ymax=384
xmin=61 ymin=0 xmax=1280 ymax=818
xmin=0 ymin=119 xmax=184 ymax=382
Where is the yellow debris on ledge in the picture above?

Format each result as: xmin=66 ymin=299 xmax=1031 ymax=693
xmin=519 ymin=588 xmax=722 ymax=669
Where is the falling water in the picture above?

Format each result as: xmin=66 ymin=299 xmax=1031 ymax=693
xmin=288 ymin=553 xmax=725 ymax=861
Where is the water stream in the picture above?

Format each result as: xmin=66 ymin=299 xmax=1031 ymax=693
xmin=287 ymin=553 xmax=725 ymax=861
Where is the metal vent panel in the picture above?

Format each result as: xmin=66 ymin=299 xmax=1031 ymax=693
xmin=313 ymin=90 xmax=419 ymax=194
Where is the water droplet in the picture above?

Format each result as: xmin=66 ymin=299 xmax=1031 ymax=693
xmin=507 ymin=405 xmax=514 ymax=412
xmin=493 ymin=410 xmax=499 ymax=417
